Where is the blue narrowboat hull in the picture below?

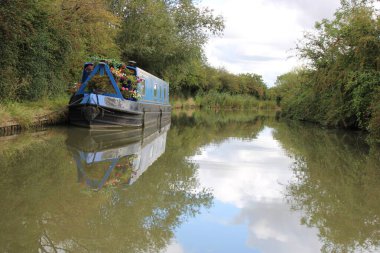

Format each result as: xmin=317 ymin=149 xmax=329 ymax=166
xmin=68 ymin=93 xmax=171 ymax=129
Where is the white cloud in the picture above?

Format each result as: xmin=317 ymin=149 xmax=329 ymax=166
xmin=200 ymin=0 xmax=341 ymax=86
xmin=266 ymin=0 xmax=341 ymax=26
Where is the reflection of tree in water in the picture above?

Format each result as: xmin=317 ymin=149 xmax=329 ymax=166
xmin=0 ymin=129 xmax=212 ymax=253
xmin=0 ymin=111 xmax=269 ymax=253
xmin=171 ymin=109 xmax=270 ymax=144
xmin=272 ymin=121 xmax=380 ymax=253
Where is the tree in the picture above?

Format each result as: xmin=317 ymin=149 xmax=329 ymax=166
xmin=238 ymin=73 xmax=267 ymax=98
xmin=116 ymin=0 xmax=224 ymax=91
xmin=0 ymin=0 xmax=69 ymax=101
xmin=277 ymin=0 xmax=380 ymax=136
xmin=0 ymin=0 xmax=120 ymax=101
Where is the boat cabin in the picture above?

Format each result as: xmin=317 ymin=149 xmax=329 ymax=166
xmin=75 ymin=61 xmax=170 ymax=105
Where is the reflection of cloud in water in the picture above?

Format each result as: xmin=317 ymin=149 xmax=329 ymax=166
xmin=238 ymin=202 xmax=321 ymax=253
xmin=191 ymin=127 xmax=293 ymax=205
xmin=189 ymin=127 xmax=322 ymax=252
xmin=161 ymin=241 xmax=186 ymax=253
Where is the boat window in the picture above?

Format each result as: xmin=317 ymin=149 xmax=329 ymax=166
xmin=154 ymin=83 xmax=158 ymax=97
xmin=164 ymin=88 xmax=166 ymax=100
xmin=139 ymin=79 xmax=146 ymax=96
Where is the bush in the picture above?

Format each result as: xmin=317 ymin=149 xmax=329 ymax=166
xmin=195 ymin=91 xmax=266 ymax=109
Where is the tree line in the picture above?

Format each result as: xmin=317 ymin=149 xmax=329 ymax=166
xmin=0 ymin=0 xmax=268 ymax=102
xmin=269 ymin=0 xmax=380 ymax=141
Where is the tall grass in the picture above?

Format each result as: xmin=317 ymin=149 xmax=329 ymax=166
xmin=0 ymin=95 xmax=69 ymax=128
xmin=194 ymin=91 xmax=277 ymax=110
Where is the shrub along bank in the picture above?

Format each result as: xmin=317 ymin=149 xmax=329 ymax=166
xmin=269 ymin=1 xmax=380 ymax=143
xmin=0 ymin=0 xmax=270 ymax=122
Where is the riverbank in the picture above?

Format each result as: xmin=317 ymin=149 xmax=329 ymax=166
xmin=0 ymin=94 xmax=276 ymax=135
xmin=0 ymin=96 xmax=68 ymax=135
xmin=4 ymin=95 xmax=378 ymax=145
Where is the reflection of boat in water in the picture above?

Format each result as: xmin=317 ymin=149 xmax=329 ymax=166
xmin=67 ymin=124 xmax=170 ymax=190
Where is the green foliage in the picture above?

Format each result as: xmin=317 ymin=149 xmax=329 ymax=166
xmin=113 ymin=0 xmax=267 ymax=98
xmin=48 ymin=0 xmax=121 ymax=70
xmin=0 ymin=0 xmax=269 ymax=107
xmin=238 ymin=73 xmax=267 ymax=98
xmin=116 ymin=0 xmax=224 ymax=84
xmin=194 ymin=90 xmax=276 ymax=110
xmin=274 ymin=1 xmax=380 ymax=141
xmin=187 ymin=67 xmax=268 ymax=99
xmin=347 ymin=70 xmax=380 ymax=129
xmin=0 ymin=0 xmax=120 ymax=102
xmin=0 ymin=0 xmax=70 ymax=101
xmin=269 ymin=68 xmax=310 ymax=107
xmin=368 ymin=87 xmax=380 ymax=142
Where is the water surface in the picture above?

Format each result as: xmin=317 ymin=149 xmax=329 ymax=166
xmin=1 ymin=110 xmax=379 ymax=253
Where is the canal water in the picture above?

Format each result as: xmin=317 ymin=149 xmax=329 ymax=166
xmin=0 ymin=110 xmax=379 ymax=253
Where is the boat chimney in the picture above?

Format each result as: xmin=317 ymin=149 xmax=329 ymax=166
xmin=128 ymin=60 xmax=137 ymax=67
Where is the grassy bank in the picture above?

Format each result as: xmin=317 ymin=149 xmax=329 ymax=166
xmin=0 ymin=95 xmax=69 ymax=128
xmin=0 ymin=92 xmax=276 ymax=131
xmin=171 ymin=92 xmax=278 ymax=110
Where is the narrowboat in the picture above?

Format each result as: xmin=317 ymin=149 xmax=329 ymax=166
xmin=68 ymin=61 xmax=171 ymax=129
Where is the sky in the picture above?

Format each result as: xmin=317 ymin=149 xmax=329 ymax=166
xmin=199 ymin=0 xmax=342 ymax=87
